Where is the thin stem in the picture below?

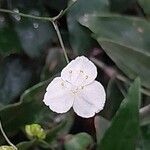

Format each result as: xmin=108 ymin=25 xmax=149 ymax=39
xmin=0 ymin=0 xmax=77 ymax=22
xmin=0 ymin=8 xmax=52 ymax=21
xmin=0 ymin=0 xmax=77 ymax=64
xmin=52 ymin=21 xmax=69 ymax=64
xmin=60 ymin=0 xmax=77 ymax=17
xmin=0 ymin=120 xmax=18 ymax=150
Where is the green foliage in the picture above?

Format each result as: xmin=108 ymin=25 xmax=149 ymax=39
xmin=0 ymin=16 xmax=21 ymax=55
xmin=138 ymin=0 xmax=150 ymax=15
xmin=110 ymin=0 xmax=136 ymax=12
xmin=0 ymin=0 xmax=149 ymax=149
xmin=80 ymin=15 xmax=150 ymax=88
xmin=64 ymin=133 xmax=93 ymax=150
xmin=0 ymin=54 xmax=40 ymax=105
xmin=99 ymin=78 xmax=141 ymax=150
xmin=67 ymin=0 xmax=109 ymax=54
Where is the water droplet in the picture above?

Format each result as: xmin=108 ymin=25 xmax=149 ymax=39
xmin=0 ymin=15 xmax=5 ymax=28
xmin=0 ymin=16 xmax=5 ymax=22
xmin=33 ymin=22 xmax=39 ymax=28
xmin=83 ymin=14 xmax=88 ymax=22
xmin=137 ymin=27 xmax=143 ymax=33
xmin=12 ymin=8 xmax=21 ymax=21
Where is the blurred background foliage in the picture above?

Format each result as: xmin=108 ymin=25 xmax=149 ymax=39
xmin=0 ymin=0 xmax=149 ymax=149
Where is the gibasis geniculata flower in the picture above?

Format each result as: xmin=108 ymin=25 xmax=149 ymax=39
xmin=43 ymin=56 xmax=106 ymax=118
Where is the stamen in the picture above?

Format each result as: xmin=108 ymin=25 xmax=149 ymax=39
xmin=80 ymin=70 xmax=84 ymax=73
xmin=61 ymin=82 xmax=64 ymax=86
xmin=69 ymin=70 xmax=72 ymax=73
xmin=85 ymin=75 xmax=88 ymax=79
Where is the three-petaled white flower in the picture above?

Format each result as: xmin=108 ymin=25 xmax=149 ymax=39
xmin=43 ymin=56 xmax=106 ymax=118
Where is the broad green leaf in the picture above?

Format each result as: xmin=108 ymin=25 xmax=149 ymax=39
xmin=0 ymin=14 xmax=21 ymax=55
xmin=17 ymin=140 xmax=50 ymax=150
xmin=104 ymin=78 xmax=124 ymax=119
xmin=0 ymin=54 xmax=40 ymax=105
xmin=14 ymin=19 xmax=55 ymax=58
xmin=64 ymin=133 xmax=93 ymax=150
xmin=67 ymin=0 xmax=109 ymax=54
xmin=138 ymin=0 xmax=150 ymax=15
xmin=140 ymin=125 xmax=150 ymax=150
xmin=110 ymin=0 xmax=136 ymax=12
xmin=43 ymin=0 xmax=67 ymax=11
xmin=17 ymin=140 xmax=35 ymax=150
xmin=98 ymin=78 xmax=141 ymax=150
xmin=80 ymin=15 xmax=150 ymax=88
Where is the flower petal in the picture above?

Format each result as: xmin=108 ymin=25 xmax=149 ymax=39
xmin=73 ymin=81 xmax=106 ymax=118
xmin=61 ymin=56 xmax=97 ymax=86
xmin=43 ymin=77 xmax=74 ymax=113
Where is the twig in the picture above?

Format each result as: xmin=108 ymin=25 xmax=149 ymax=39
xmin=0 ymin=0 xmax=77 ymax=22
xmin=0 ymin=0 xmax=78 ymax=64
xmin=52 ymin=21 xmax=69 ymax=64
xmin=0 ymin=8 xmax=51 ymax=21
xmin=0 ymin=120 xmax=18 ymax=150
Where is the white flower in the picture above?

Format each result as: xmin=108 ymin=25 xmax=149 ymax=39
xmin=43 ymin=56 xmax=106 ymax=118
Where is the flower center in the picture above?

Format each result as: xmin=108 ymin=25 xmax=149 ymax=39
xmin=60 ymin=80 xmax=84 ymax=95
xmin=71 ymin=86 xmax=84 ymax=95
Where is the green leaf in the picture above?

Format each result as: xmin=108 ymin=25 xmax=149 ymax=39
xmin=0 ymin=54 xmax=39 ymax=105
xmin=104 ymin=78 xmax=124 ymax=119
xmin=0 ymin=15 xmax=21 ymax=55
xmin=138 ymin=0 xmax=150 ymax=15
xmin=110 ymin=0 xmax=136 ymax=12
xmin=98 ymin=78 xmax=141 ymax=150
xmin=14 ymin=19 xmax=55 ymax=58
xmin=64 ymin=133 xmax=93 ymax=150
xmin=80 ymin=15 xmax=150 ymax=88
xmin=43 ymin=0 xmax=67 ymax=11
xmin=17 ymin=140 xmax=35 ymax=150
xmin=139 ymin=125 xmax=150 ymax=150
xmin=67 ymin=0 xmax=109 ymax=54
xmin=0 ymin=80 xmax=49 ymax=133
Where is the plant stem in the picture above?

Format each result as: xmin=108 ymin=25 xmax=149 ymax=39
xmin=0 ymin=8 xmax=52 ymax=21
xmin=0 ymin=0 xmax=77 ymax=64
xmin=0 ymin=120 xmax=18 ymax=150
xmin=52 ymin=21 xmax=69 ymax=64
xmin=0 ymin=0 xmax=77 ymax=22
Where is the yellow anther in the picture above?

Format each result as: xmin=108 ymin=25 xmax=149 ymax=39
xmin=85 ymin=75 xmax=88 ymax=79
xmin=69 ymin=70 xmax=72 ymax=73
xmin=80 ymin=70 xmax=84 ymax=73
